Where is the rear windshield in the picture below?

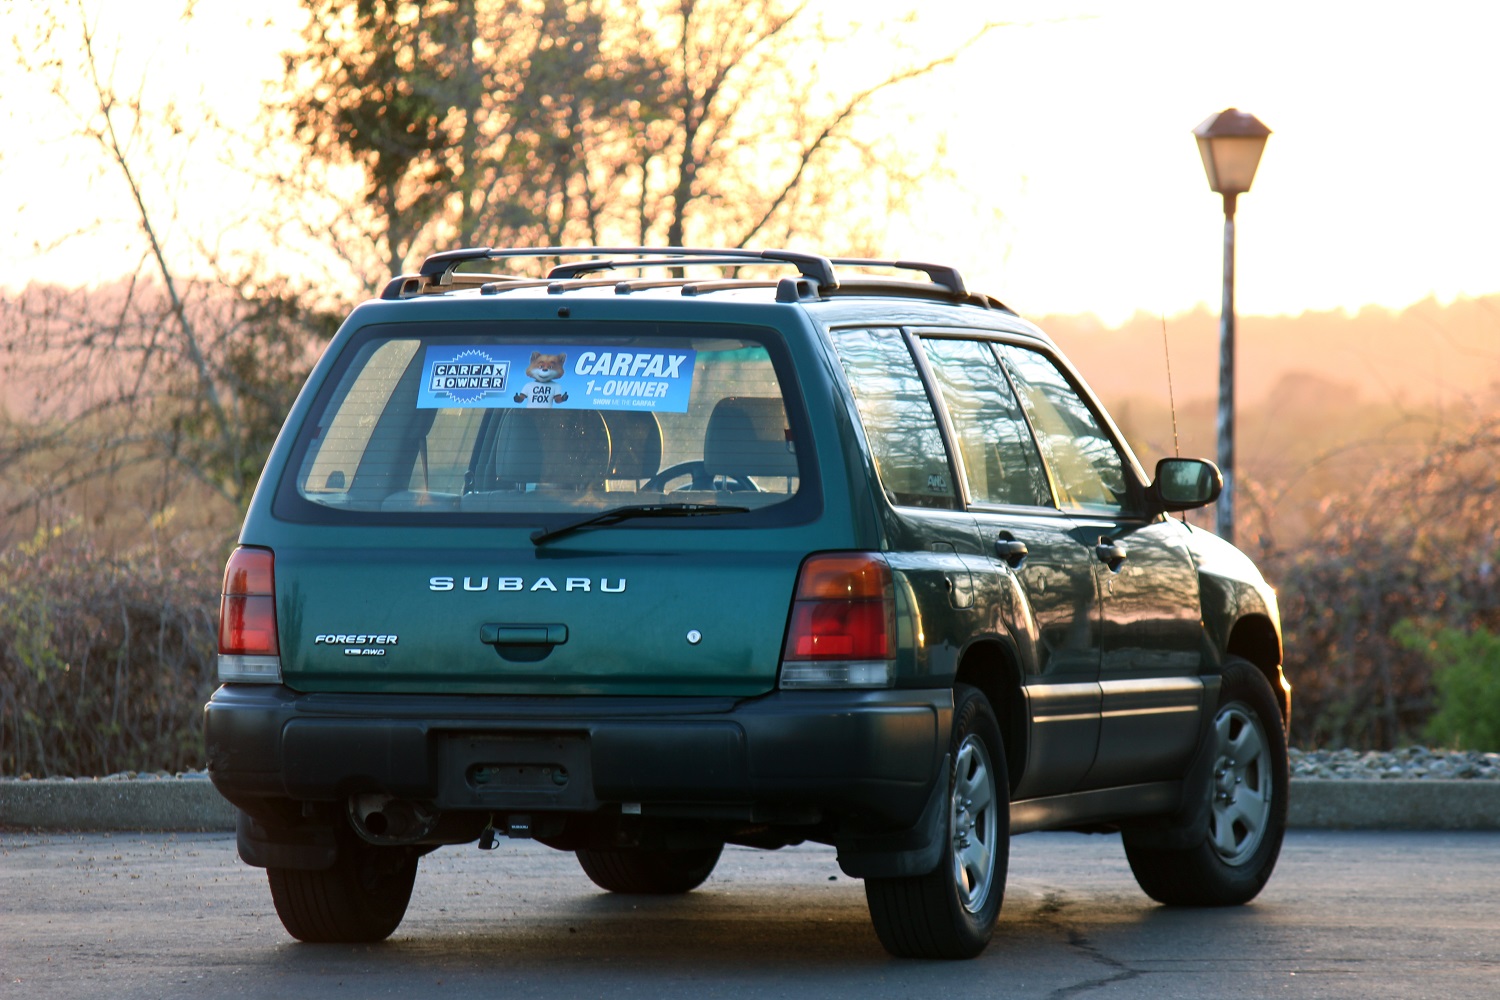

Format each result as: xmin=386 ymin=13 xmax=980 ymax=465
xmin=274 ymin=322 xmax=813 ymax=524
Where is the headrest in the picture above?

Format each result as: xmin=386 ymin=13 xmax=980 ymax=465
xmin=600 ymin=410 xmax=663 ymax=480
xmin=492 ymin=409 xmax=611 ymax=489
xmin=702 ymin=396 xmax=798 ymax=478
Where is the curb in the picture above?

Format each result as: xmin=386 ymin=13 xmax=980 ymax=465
xmin=0 ymin=779 xmax=235 ymax=832
xmin=3 ymin=779 xmax=1499 ymax=833
xmin=1286 ymin=779 xmax=1500 ymax=831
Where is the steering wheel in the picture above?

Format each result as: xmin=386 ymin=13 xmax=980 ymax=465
xmin=642 ymin=461 xmax=759 ymax=493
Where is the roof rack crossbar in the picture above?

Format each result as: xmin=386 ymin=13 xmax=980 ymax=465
xmin=415 ymin=246 xmax=839 ymax=289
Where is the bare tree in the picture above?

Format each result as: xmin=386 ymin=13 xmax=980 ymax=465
xmin=275 ymin=0 xmax=1002 ymax=285
xmin=0 ymin=2 xmax=334 ymax=545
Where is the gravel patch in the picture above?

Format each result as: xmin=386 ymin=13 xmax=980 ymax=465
xmin=1290 ymin=747 xmax=1500 ymax=780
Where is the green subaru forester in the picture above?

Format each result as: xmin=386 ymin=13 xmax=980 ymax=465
xmin=205 ymin=247 xmax=1290 ymax=958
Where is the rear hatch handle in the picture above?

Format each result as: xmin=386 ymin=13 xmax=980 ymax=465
xmin=481 ymin=623 xmax=569 ymax=646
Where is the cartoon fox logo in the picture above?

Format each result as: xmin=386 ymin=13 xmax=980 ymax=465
xmin=514 ymin=351 xmax=569 ymax=404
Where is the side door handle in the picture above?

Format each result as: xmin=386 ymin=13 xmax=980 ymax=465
xmin=994 ymin=534 xmax=1029 ymax=569
xmin=1095 ymin=540 xmax=1128 ymax=573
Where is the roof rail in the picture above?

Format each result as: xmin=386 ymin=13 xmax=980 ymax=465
xmin=827 ymin=258 xmax=965 ymax=296
xmin=827 ymin=278 xmax=1010 ymax=312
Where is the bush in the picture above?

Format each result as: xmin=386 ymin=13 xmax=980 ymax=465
xmin=0 ymin=526 xmax=220 ymax=777
xmin=1257 ymin=420 xmax=1500 ymax=750
xmin=1394 ymin=622 xmax=1500 ymax=751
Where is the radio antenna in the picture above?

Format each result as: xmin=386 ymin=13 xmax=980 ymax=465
xmin=1161 ymin=312 xmax=1181 ymax=457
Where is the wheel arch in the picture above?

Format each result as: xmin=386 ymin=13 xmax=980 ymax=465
xmin=1226 ymin=613 xmax=1290 ymax=730
xmin=952 ymin=638 xmax=1026 ymax=795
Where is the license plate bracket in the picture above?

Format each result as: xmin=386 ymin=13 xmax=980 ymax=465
xmin=439 ymin=733 xmax=597 ymax=811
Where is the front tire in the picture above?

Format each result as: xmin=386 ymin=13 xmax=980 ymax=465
xmin=575 ymin=844 xmax=723 ymax=894
xmin=1124 ymin=657 xmax=1289 ymax=906
xmin=865 ymin=684 xmax=1009 ymax=959
xmin=267 ymin=832 xmax=419 ymax=943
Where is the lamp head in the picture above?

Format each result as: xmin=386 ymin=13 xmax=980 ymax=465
xmin=1194 ymin=108 xmax=1271 ymax=197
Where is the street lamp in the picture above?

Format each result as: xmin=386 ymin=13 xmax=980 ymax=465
xmin=1194 ymin=108 xmax=1270 ymax=545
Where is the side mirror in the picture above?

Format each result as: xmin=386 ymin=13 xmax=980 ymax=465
xmin=1147 ymin=457 xmax=1223 ymax=514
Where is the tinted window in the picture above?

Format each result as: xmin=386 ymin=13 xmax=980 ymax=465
xmin=282 ymin=325 xmax=806 ymax=520
xmin=921 ymin=337 xmax=1052 ymax=507
xmin=998 ymin=345 xmax=1131 ymax=513
xmin=830 ymin=327 xmax=957 ymax=509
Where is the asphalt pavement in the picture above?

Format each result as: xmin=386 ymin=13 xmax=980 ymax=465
xmin=2 ymin=829 xmax=1496 ymax=999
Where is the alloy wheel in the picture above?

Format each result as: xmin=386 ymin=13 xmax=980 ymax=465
xmin=950 ymin=733 xmax=998 ymax=912
xmin=1209 ymin=702 xmax=1273 ymax=866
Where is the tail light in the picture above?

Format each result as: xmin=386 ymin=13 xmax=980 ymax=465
xmin=217 ymin=546 xmax=282 ymax=683
xmin=779 ymin=553 xmax=896 ymax=689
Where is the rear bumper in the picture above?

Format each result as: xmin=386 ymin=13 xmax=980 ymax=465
xmin=204 ymin=685 xmax=951 ymax=833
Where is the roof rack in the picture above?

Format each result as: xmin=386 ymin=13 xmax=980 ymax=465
xmin=411 ymin=246 xmax=836 ymax=288
xmin=382 ymin=246 xmax=1008 ymax=310
xmin=829 ymin=257 xmax=967 ymax=296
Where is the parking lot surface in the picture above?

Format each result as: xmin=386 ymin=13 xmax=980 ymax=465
xmin=2 ymin=829 xmax=1496 ymax=999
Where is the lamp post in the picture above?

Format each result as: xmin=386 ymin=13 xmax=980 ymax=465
xmin=1194 ymin=108 xmax=1270 ymax=545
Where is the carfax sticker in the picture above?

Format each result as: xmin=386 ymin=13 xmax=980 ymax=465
xmin=417 ymin=345 xmax=697 ymax=411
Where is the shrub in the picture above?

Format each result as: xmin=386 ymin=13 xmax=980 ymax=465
xmin=1394 ymin=621 xmax=1500 ymax=751
xmin=0 ymin=525 xmax=220 ymax=776
xmin=1256 ymin=420 xmax=1500 ymax=749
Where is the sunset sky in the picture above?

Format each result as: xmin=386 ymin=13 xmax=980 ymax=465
xmin=3 ymin=0 xmax=1497 ymax=326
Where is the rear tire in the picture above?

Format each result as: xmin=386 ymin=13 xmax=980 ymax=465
xmin=865 ymin=684 xmax=1008 ymax=959
xmin=1124 ymin=657 xmax=1288 ymax=906
xmin=267 ymin=832 xmax=419 ymax=943
xmin=575 ymin=844 xmax=723 ymax=894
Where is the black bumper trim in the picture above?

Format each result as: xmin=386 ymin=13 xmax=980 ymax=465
xmin=205 ymin=685 xmax=953 ymax=833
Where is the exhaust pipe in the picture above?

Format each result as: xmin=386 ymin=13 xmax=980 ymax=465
xmin=348 ymin=792 xmax=439 ymax=846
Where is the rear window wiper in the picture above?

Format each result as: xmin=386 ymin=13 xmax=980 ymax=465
xmin=530 ymin=503 xmax=751 ymax=545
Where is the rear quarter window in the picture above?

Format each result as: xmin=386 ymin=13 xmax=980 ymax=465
xmin=829 ymin=327 xmax=958 ymax=510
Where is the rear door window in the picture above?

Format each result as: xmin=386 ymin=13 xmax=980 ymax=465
xmin=277 ymin=323 xmax=811 ymax=523
xmin=919 ymin=337 xmax=1052 ymax=508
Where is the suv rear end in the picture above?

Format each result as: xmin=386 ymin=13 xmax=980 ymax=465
xmin=206 ymin=249 xmax=961 ymax=944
